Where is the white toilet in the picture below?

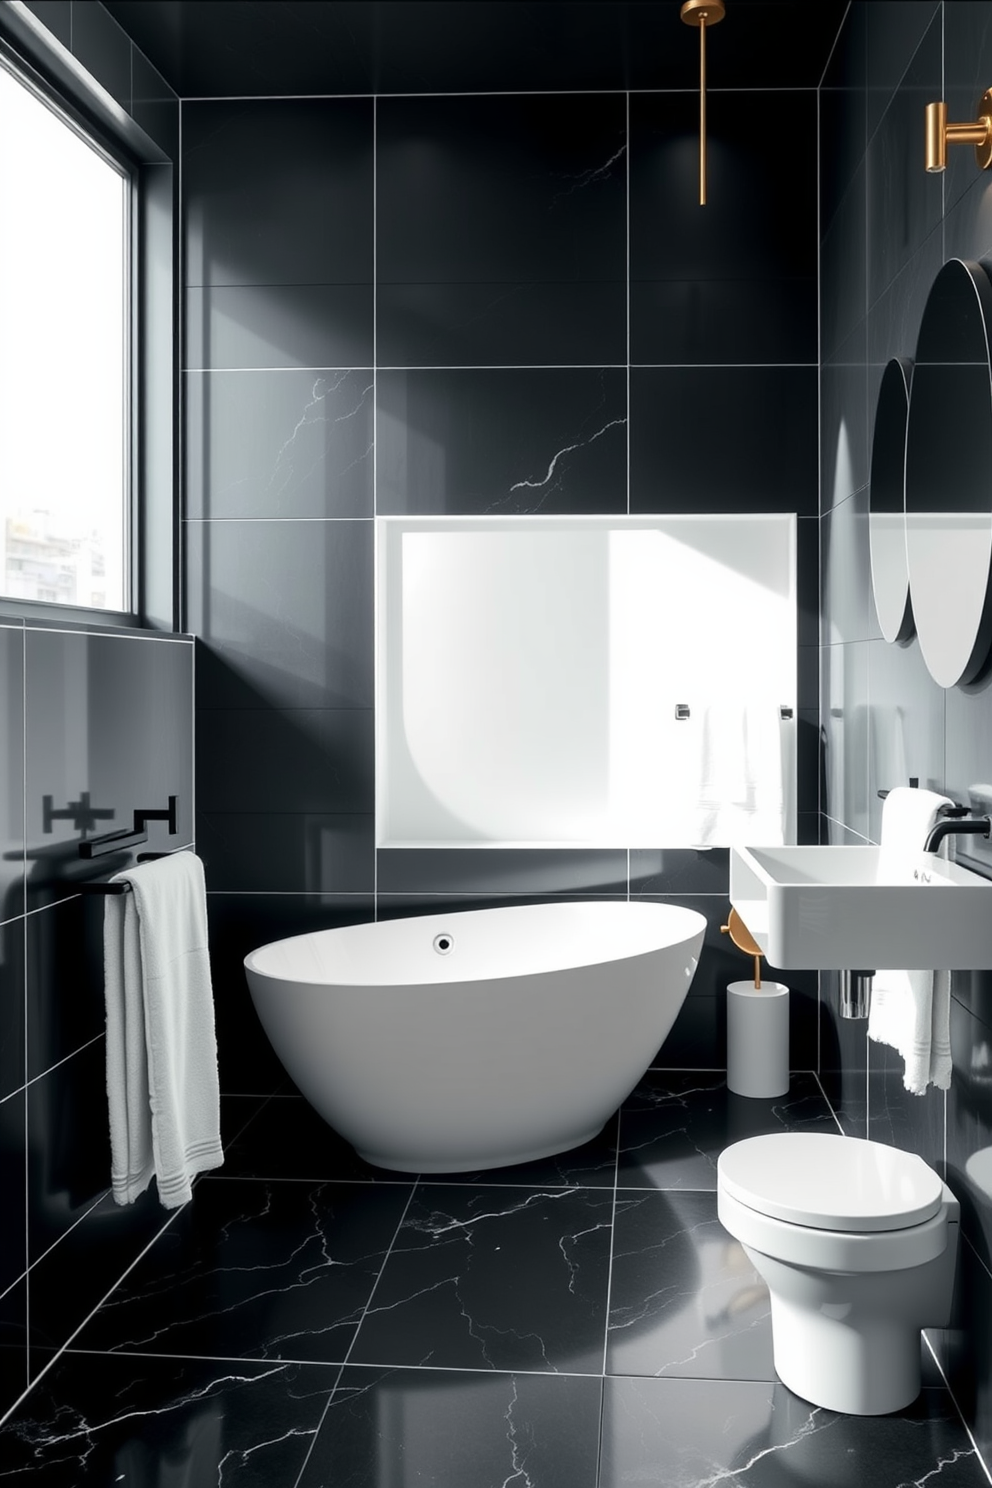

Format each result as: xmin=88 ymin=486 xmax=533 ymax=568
xmin=717 ymin=1132 xmax=959 ymax=1416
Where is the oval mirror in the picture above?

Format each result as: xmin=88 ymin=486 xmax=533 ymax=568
xmin=905 ymin=258 xmax=992 ymax=688
xmin=869 ymin=357 xmax=914 ymax=643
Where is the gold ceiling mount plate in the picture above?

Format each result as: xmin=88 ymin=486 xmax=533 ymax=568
xmin=925 ymin=89 xmax=992 ymax=173
xmin=681 ymin=0 xmax=726 ymax=205
xmin=680 ymin=0 xmax=726 ymax=25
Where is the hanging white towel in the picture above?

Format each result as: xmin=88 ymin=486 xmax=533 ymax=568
xmin=868 ymin=786 xmax=954 ymax=1095
xmin=103 ymin=851 xmax=224 ymax=1208
xmin=689 ymin=700 xmax=785 ymax=846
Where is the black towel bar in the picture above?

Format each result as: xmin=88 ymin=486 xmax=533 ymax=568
xmin=78 ymin=851 xmax=178 ymax=894
xmin=79 ymin=797 xmax=178 ymax=859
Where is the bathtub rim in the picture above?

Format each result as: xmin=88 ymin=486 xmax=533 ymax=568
xmin=243 ymin=897 xmax=708 ymax=989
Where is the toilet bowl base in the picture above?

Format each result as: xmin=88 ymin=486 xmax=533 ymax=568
xmin=769 ymin=1292 xmax=921 ymax=1416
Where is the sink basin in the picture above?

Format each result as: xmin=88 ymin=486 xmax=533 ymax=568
xmin=729 ymin=844 xmax=992 ymax=970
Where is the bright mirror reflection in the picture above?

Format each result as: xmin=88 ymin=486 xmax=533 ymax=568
xmin=0 ymin=61 xmax=128 ymax=611
xmin=377 ymin=515 xmax=796 ymax=848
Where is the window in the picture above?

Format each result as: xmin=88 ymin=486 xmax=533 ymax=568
xmin=0 ymin=57 xmax=130 ymax=612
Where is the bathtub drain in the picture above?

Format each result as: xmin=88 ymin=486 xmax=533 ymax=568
xmin=433 ymin=933 xmax=454 ymax=955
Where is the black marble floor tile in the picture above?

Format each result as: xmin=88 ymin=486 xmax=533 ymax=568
xmin=435 ymin=1111 xmax=619 ymax=1189
xmin=0 ymin=1352 xmax=335 ymax=1485
xmin=298 ymin=1365 xmax=603 ymax=1488
xmin=71 ymin=1178 xmax=413 ymax=1365
xmin=222 ymin=1095 xmax=417 ymax=1184
xmin=599 ymin=1377 xmax=986 ymax=1488
xmin=348 ymin=1184 xmax=613 ymax=1374
xmin=616 ymin=1071 xmax=839 ymax=1190
xmin=607 ymin=1189 xmax=774 ymax=1382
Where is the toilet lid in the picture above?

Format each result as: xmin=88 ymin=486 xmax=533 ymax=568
xmin=718 ymin=1133 xmax=944 ymax=1232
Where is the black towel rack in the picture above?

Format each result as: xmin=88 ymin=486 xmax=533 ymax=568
xmin=78 ymin=797 xmax=178 ymax=859
xmin=79 ymin=851 xmax=179 ymax=895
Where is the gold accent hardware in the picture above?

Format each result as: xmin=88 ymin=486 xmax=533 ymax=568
xmin=721 ymin=906 xmax=764 ymax=989
xmin=681 ymin=0 xmax=726 ymax=205
xmin=925 ymin=91 xmax=992 ymax=173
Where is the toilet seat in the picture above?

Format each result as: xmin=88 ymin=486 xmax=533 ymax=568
xmin=717 ymin=1133 xmax=951 ymax=1273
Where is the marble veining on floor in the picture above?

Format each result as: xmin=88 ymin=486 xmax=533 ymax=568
xmin=0 ymin=1069 xmax=985 ymax=1486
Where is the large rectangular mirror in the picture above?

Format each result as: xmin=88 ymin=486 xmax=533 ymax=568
xmin=376 ymin=515 xmax=796 ymax=848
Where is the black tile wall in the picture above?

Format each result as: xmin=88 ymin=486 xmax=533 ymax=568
xmin=820 ymin=1 xmax=992 ymax=1468
xmin=184 ymin=69 xmax=819 ymax=1109
xmin=0 ymin=623 xmax=194 ymax=1420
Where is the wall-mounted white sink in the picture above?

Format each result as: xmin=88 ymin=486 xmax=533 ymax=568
xmin=729 ymin=844 xmax=992 ymax=970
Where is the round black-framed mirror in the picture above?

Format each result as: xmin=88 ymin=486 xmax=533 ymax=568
xmin=905 ymin=258 xmax=992 ymax=688
xmin=869 ymin=357 xmax=914 ymax=644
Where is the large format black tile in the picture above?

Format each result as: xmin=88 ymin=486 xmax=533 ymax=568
xmin=198 ymin=810 xmax=375 ymax=893
xmin=607 ymin=1188 xmax=774 ymax=1381
xmin=866 ymin=10 xmax=942 ymax=309
xmin=28 ymin=1187 xmax=175 ymax=1373
xmin=74 ymin=1177 xmax=413 ymax=1364
xmin=629 ymin=849 xmax=728 ymax=897
xmin=0 ymin=915 xmax=24 ymax=1106
xmin=185 ymin=284 xmax=374 ymax=370
xmin=183 ymin=99 xmax=373 ymax=289
xmin=222 ymin=1093 xmax=415 ymax=1184
xmin=616 ymin=1070 xmax=839 ymax=1190
xmin=867 ymin=0 xmax=940 ymax=139
xmin=0 ymin=1352 xmax=335 ymax=1484
xmin=948 ymin=996 xmax=992 ymax=1270
xmin=0 ymin=1276 xmax=27 ymax=1424
xmin=821 ymin=164 xmax=867 ymax=365
xmin=630 ymin=91 xmax=817 ymax=365
xmin=298 ymin=1365 xmax=603 ymax=1488
xmin=0 ymin=1091 xmax=26 ymax=1301
xmin=186 ymin=369 xmax=374 ymax=519
xmin=197 ymin=709 xmax=373 ymax=815
xmin=348 ymin=1184 xmax=613 ymax=1373
xmin=866 ymin=636 xmax=945 ymax=842
xmin=821 ymin=487 xmax=871 ymax=645
xmin=820 ymin=0 xmax=867 ymax=235
xmin=26 ymin=1040 xmax=111 ymax=1266
xmin=866 ymin=1036 xmax=946 ymax=1166
xmin=23 ymin=630 xmax=193 ymax=911
xmin=600 ymin=1377 xmax=986 ymax=1488
xmin=376 ymin=368 xmax=627 ymax=515
xmin=25 ymin=896 xmax=104 ymax=1082
xmin=187 ymin=519 xmax=372 ymax=710
xmin=821 ymin=323 xmax=868 ymax=512
xmin=629 ymin=367 xmax=818 ymax=515
xmin=820 ymin=637 xmax=870 ymax=838
xmin=377 ymin=92 xmax=626 ymax=367
xmin=376 ymin=847 xmax=627 ymax=896
xmin=0 ymin=626 xmax=24 ymax=926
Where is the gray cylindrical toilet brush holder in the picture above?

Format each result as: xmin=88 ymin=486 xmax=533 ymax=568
xmin=727 ymin=981 xmax=790 ymax=1098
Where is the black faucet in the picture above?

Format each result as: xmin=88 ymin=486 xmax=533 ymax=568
xmin=924 ymin=816 xmax=992 ymax=853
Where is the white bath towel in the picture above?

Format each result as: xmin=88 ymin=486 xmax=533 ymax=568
xmin=868 ymin=786 xmax=954 ymax=1095
xmin=103 ymin=851 xmax=224 ymax=1208
xmin=689 ymin=700 xmax=785 ymax=846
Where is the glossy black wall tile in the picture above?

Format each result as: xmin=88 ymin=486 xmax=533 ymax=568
xmin=820 ymin=0 xmax=867 ymax=234
xmin=0 ymin=1092 xmax=26 ymax=1300
xmin=25 ymin=896 xmax=103 ymax=1082
xmin=131 ymin=46 xmax=179 ymax=160
xmin=186 ymin=520 xmax=373 ymax=710
xmin=822 ymin=326 xmax=869 ymax=512
xmin=629 ymin=367 xmax=818 ymax=514
xmin=199 ymin=811 xmax=375 ymax=894
xmin=185 ymin=283 xmax=374 ymax=371
xmin=865 ymin=11 xmax=942 ymax=309
xmin=866 ymin=1 xmax=941 ymax=137
xmin=26 ymin=1037 xmax=112 ymax=1265
xmin=183 ymin=100 xmax=373 ymax=289
xmin=197 ymin=708 xmax=373 ymax=816
xmin=376 ymin=848 xmax=627 ymax=897
xmin=377 ymin=92 xmax=626 ymax=368
xmin=185 ymin=369 xmax=374 ymax=520
xmin=630 ymin=91 xmax=817 ymax=366
xmin=0 ymin=627 xmax=24 ymax=928
xmin=376 ymin=367 xmax=627 ymax=516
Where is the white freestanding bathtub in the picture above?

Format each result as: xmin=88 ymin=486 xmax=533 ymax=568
xmin=244 ymin=899 xmax=707 ymax=1172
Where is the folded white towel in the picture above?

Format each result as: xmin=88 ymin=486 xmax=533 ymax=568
xmin=103 ymin=851 xmax=224 ymax=1208
xmin=868 ymin=786 xmax=954 ymax=1095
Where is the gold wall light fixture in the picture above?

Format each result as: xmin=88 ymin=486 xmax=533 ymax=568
xmin=681 ymin=0 xmax=725 ymax=205
xmin=925 ymin=92 xmax=992 ymax=173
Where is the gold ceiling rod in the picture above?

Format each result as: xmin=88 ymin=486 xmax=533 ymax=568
xmin=681 ymin=0 xmax=725 ymax=205
xmin=925 ymin=91 xmax=992 ymax=173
